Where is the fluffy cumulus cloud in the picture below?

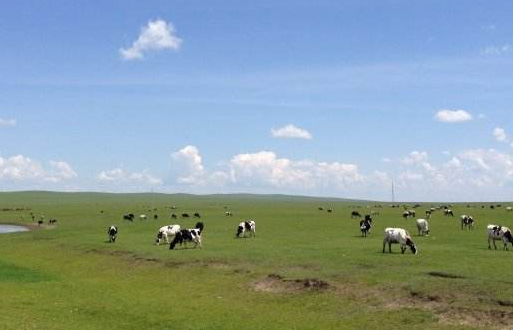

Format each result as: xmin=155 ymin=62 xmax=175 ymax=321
xmin=493 ymin=127 xmax=508 ymax=142
xmin=0 ymin=155 xmax=77 ymax=183
xmin=120 ymin=19 xmax=182 ymax=60
xmin=271 ymin=124 xmax=313 ymax=139
xmin=171 ymin=145 xmax=205 ymax=184
xmin=97 ymin=168 xmax=162 ymax=186
xmin=434 ymin=109 xmax=473 ymax=123
xmin=0 ymin=118 xmax=16 ymax=127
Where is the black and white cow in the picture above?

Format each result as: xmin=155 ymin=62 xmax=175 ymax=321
xmin=123 ymin=213 xmax=134 ymax=221
xmin=351 ymin=211 xmax=361 ymax=218
xmin=461 ymin=215 xmax=475 ymax=230
xmin=444 ymin=209 xmax=454 ymax=217
xmin=425 ymin=210 xmax=432 ymax=219
xmin=359 ymin=218 xmax=372 ymax=237
xmin=169 ymin=222 xmax=204 ymax=250
xmin=155 ymin=224 xmax=181 ymax=245
xmin=487 ymin=225 xmax=513 ymax=250
xmin=225 ymin=211 xmax=233 ymax=217
xmin=236 ymin=220 xmax=256 ymax=238
xmin=383 ymin=228 xmax=417 ymax=254
xmin=108 ymin=225 xmax=118 ymax=243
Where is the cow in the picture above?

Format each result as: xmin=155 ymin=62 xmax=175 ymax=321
xmin=444 ymin=209 xmax=454 ymax=217
xmin=140 ymin=214 xmax=147 ymax=221
xmin=461 ymin=215 xmax=475 ymax=230
xmin=236 ymin=220 xmax=256 ymax=238
xmin=170 ymin=213 xmax=177 ymax=219
xmin=155 ymin=224 xmax=181 ymax=245
xmin=169 ymin=222 xmax=204 ymax=250
xmin=360 ymin=219 xmax=372 ymax=237
xmin=181 ymin=213 xmax=190 ymax=218
xmin=153 ymin=214 xmax=159 ymax=220
xmin=416 ymin=219 xmax=429 ymax=236
xmin=107 ymin=225 xmax=118 ymax=243
xmin=123 ymin=213 xmax=135 ymax=221
xmin=225 ymin=211 xmax=233 ymax=217
xmin=425 ymin=210 xmax=432 ymax=219
xmin=48 ymin=219 xmax=57 ymax=225
xmin=194 ymin=212 xmax=201 ymax=218
xmin=383 ymin=228 xmax=417 ymax=254
xmin=351 ymin=211 xmax=361 ymax=218
xmin=506 ymin=207 xmax=512 ymax=212
xmin=487 ymin=225 xmax=513 ymax=250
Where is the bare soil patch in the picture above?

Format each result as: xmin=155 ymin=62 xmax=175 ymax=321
xmin=252 ymin=274 xmax=329 ymax=293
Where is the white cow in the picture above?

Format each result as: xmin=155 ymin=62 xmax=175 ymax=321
xmin=487 ymin=225 xmax=513 ymax=250
xmin=416 ymin=219 xmax=430 ymax=236
xmin=155 ymin=224 xmax=181 ymax=245
xmin=383 ymin=228 xmax=418 ymax=254
xmin=506 ymin=207 xmax=512 ymax=212
xmin=236 ymin=220 xmax=256 ymax=238
xmin=107 ymin=225 xmax=118 ymax=243
xmin=140 ymin=214 xmax=147 ymax=221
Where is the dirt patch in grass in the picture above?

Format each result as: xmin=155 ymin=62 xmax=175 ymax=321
xmin=427 ymin=271 xmax=466 ymax=279
xmin=437 ymin=308 xmax=513 ymax=330
xmin=252 ymin=274 xmax=329 ymax=293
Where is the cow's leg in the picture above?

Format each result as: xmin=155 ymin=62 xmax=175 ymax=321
xmin=389 ymin=242 xmax=392 ymax=253
xmin=493 ymin=239 xmax=497 ymax=250
xmin=401 ymin=245 xmax=406 ymax=254
xmin=382 ymin=241 xmax=386 ymax=253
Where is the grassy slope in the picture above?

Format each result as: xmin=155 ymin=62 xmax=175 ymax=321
xmin=0 ymin=192 xmax=512 ymax=330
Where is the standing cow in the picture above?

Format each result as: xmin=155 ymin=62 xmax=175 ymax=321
xmin=107 ymin=225 xmax=118 ymax=243
xmin=383 ymin=228 xmax=417 ymax=254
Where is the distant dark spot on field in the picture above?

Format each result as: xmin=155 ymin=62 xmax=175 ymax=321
xmin=496 ymin=300 xmax=513 ymax=307
xmin=427 ymin=271 xmax=465 ymax=279
xmin=252 ymin=274 xmax=329 ymax=293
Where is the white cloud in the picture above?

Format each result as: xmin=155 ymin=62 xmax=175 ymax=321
xmin=482 ymin=24 xmax=496 ymax=31
xmin=382 ymin=157 xmax=392 ymax=163
xmin=0 ymin=155 xmax=77 ymax=182
xmin=402 ymin=151 xmax=428 ymax=165
xmin=0 ymin=118 xmax=16 ymax=127
xmin=480 ymin=44 xmax=511 ymax=56
xmin=271 ymin=124 xmax=313 ymax=139
xmin=493 ymin=127 xmax=508 ymax=142
xmin=120 ymin=19 xmax=182 ymax=60
xmin=171 ymin=145 xmax=205 ymax=184
xmin=97 ymin=168 xmax=161 ymax=185
xmin=434 ymin=109 xmax=473 ymax=123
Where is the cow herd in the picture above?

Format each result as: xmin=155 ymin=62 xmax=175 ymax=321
xmin=106 ymin=204 xmax=513 ymax=254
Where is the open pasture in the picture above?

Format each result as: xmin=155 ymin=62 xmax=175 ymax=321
xmin=1 ymin=192 xmax=512 ymax=330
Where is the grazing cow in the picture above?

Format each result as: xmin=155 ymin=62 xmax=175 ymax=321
xmin=444 ymin=209 xmax=454 ymax=217
xmin=425 ymin=210 xmax=432 ymax=219
xmin=48 ymin=219 xmax=57 ymax=225
xmin=318 ymin=207 xmax=324 ymax=211
xmin=153 ymin=214 xmax=158 ymax=220
xmin=351 ymin=211 xmax=361 ymax=218
xmin=383 ymin=228 xmax=418 ymax=254
xmin=170 ymin=213 xmax=177 ymax=219
xmin=360 ymin=218 xmax=372 ymax=237
xmin=169 ymin=222 xmax=204 ymax=250
xmin=225 ymin=211 xmax=233 ymax=217
xmin=140 ymin=214 xmax=147 ymax=221
xmin=107 ymin=225 xmax=118 ymax=243
xmin=416 ymin=219 xmax=429 ymax=236
xmin=181 ymin=213 xmax=190 ymax=218
xmin=194 ymin=212 xmax=201 ymax=218
xmin=461 ymin=215 xmax=475 ymax=230
xmin=487 ymin=225 xmax=513 ymax=250
xmin=327 ymin=208 xmax=333 ymax=213
xmin=155 ymin=224 xmax=181 ymax=245
xmin=402 ymin=211 xmax=410 ymax=220
xmin=236 ymin=220 xmax=256 ymax=238
xmin=506 ymin=207 xmax=512 ymax=212
xmin=38 ymin=220 xmax=43 ymax=226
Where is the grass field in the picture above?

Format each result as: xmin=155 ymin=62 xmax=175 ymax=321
xmin=1 ymin=191 xmax=512 ymax=330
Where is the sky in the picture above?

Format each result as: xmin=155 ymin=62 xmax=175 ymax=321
xmin=2 ymin=0 xmax=513 ymax=201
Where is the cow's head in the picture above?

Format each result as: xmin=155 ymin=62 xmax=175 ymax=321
xmin=406 ymin=238 xmax=418 ymax=254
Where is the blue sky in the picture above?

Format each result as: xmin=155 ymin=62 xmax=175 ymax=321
xmin=1 ymin=0 xmax=513 ymax=201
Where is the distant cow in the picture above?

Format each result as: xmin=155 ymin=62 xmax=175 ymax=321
xmin=360 ymin=218 xmax=372 ymax=237
xmin=225 ymin=211 xmax=233 ymax=217
xmin=194 ymin=212 xmax=201 ymax=218
xmin=140 ymin=214 xmax=147 ymax=221
xmin=351 ymin=211 xmax=361 ymax=218
xmin=507 ymin=207 xmax=513 ymax=212
xmin=444 ymin=209 xmax=454 ymax=217
xmin=327 ymin=209 xmax=333 ymax=213
xmin=416 ymin=219 xmax=429 ymax=236
xmin=461 ymin=215 xmax=475 ymax=230
xmin=383 ymin=228 xmax=417 ymax=254
xmin=171 ymin=213 xmax=177 ymax=219
xmin=487 ymin=225 xmax=513 ymax=250
xmin=107 ymin=225 xmax=118 ymax=243
xmin=48 ymin=219 xmax=57 ymax=225
xmin=153 ymin=214 xmax=159 ymax=220
xmin=318 ymin=207 xmax=324 ymax=211
xmin=236 ymin=220 xmax=256 ymax=238
xmin=181 ymin=213 xmax=190 ymax=218
xmin=425 ymin=210 xmax=432 ymax=218
xmin=169 ymin=222 xmax=204 ymax=250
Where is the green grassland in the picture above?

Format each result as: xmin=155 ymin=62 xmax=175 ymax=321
xmin=1 ymin=191 xmax=512 ymax=330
